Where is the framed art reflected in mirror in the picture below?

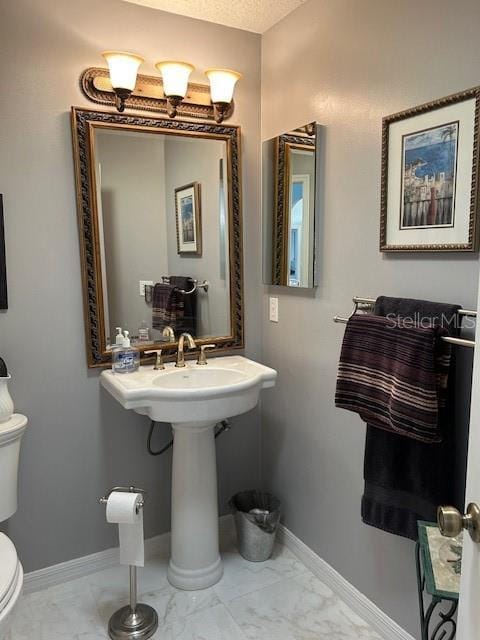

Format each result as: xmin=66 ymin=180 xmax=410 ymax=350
xmin=175 ymin=182 xmax=202 ymax=255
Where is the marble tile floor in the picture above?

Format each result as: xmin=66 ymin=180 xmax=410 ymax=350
xmin=6 ymin=532 xmax=384 ymax=640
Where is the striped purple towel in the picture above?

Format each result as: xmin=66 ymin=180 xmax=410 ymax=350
xmin=152 ymin=282 xmax=184 ymax=331
xmin=335 ymin=314 xmax=451 ymax=443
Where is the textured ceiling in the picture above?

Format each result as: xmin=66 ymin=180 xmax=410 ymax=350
xmin=121 ymin=0 xmax=307 ymax=33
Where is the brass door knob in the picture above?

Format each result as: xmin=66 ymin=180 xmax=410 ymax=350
xmin=437 ymin=502 xmax=480 ymax=543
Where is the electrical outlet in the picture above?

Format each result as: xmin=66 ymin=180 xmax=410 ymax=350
xmin=139 ymin=280 xmax=154 ymax=297
xmin=269 ymin=296 xmax=279 ymax=322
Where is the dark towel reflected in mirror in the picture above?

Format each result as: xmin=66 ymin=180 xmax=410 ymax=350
xmin=152 ymin=277 xmax=197 ymax=338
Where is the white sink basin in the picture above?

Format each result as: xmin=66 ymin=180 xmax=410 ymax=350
xmin=100 ymin=355 xmax=277 ymax=592
xmin=153 ymin=367 xmax=247 ymax=389
xmin=101 ymin=355 xmax=276 ymax=425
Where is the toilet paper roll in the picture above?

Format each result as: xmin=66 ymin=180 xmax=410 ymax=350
xmin=106 ymin=492 xmax=144 ymax=567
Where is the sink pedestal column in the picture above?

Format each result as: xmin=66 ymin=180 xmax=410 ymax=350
xmin=167 ymin=421 xmax=223 ymax=590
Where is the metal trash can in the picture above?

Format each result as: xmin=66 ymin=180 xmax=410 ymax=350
xmin=229 ymin=490 xmax=281 ymax=562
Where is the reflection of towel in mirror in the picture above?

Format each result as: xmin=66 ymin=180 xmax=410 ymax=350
xmin=169 ymin=276 xmax=197 ymax=336
xmin=152 ymin=277 xmax=196 ymax=336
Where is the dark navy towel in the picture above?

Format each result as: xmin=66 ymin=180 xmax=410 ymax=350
xmin=361 ymin=297 xmax=464 ymax=540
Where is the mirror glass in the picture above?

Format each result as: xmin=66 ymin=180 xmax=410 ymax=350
xmin=93 ymin=128 xmax=231 ymax=348
xmin=262 ymin=123 xmax=319 ymax=288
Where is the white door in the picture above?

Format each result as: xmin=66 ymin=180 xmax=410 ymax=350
xmin=456 ymin=270 xmax=480 ymax=637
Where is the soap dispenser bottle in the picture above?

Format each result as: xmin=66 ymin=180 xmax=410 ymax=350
xmin=115 ymin=327 xmax=124 ymax=345
xmin=113 ymin=330 xmax=140 ymax=374
xmin=111 ymin=326 xmax=124 ymax=359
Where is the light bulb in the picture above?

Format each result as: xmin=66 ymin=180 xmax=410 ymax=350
xmin=205 ymin=68 xmax=242 ymax=104
xmin=155 ymin=61 xmax=194 ymax=99
xmin=102 ymin=51 xmax=144 ymax=91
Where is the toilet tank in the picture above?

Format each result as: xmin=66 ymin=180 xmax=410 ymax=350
xmin=0 ymin=415 xmax=28 ymax=521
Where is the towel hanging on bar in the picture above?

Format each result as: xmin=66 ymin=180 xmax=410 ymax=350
xmin=335 ymin=314 xmax=451 ymax=443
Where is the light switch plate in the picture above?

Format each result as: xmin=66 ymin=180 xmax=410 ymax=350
xmin=139 ymin=280 xmax=154 ymax=296
xmin=269 ymin=297 xmax=279 ymax=322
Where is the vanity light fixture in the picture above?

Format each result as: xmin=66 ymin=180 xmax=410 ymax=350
xmin=101 ymin=51 xmax=144 ymax=112
xmin=155 ymin=61 xmax=195 ymax=118
xmin=205 ymin=68 xmax=242 ymax=123
xmin=90 ymin=54 xmax=241 ymax=121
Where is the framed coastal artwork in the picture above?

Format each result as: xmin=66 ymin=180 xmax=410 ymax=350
xmin=174 ymin=182 xmax=202 ymax=256
xmin=0 ymin=195 xmax=7 ymax=310
xmin=380 ymin=86 xmax=480 ymax=252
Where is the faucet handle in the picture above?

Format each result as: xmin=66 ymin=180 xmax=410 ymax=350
xmin=197 ymin=344 xmax=216 ymax=366
xmin=145 ymin=349 xmax=165 ymax=370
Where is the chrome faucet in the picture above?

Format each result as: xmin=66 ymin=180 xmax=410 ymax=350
xmin=175 ymin=333 xmax=196 ymax=368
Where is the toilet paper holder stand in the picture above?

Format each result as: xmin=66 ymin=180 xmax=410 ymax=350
xmin=99 ymin=486 xmax=158 ymax=640
xmin=98 ymin=485 xmax=146 ymax=514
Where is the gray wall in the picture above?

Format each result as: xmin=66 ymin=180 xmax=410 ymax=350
xmin=0 ymin=0 xmax=262 ymax=572
xmin=164 ymin=137 xmax=230 ymax=337
xmin=97 ymin=131 xmax=168 ymax=342
xmin=260 ymin=0 xmax=480 ymax=637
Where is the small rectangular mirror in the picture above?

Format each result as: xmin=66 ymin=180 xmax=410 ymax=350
xmin=262 ymin=122 xmax=320 ymax=288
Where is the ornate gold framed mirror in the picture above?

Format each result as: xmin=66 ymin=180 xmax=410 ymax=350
xmin=71 ymin=107 xmax=243 ymax=367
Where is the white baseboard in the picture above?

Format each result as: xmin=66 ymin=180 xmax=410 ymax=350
xmin=23 ymin=532 xmax=169 ymax=594
xmin=277 ymin=524 xmax=415 ymax=640
xmin=24 ymin=515 xmax=234 ymax=594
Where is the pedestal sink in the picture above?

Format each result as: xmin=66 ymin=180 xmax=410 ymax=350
xmin=101 ymin=355 xmax=277 ymax=590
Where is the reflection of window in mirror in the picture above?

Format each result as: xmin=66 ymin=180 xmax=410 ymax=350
xmin=287 ymin=145 xmax=315 ymax=288
xmin=219 ymin=158 xmax=227 ymax=281
xmin=289 ymin=177 xmax=310 ymax=287
xmin=94 ymin=161 xmax=112 ymax=343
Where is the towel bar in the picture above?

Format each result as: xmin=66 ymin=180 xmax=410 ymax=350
xmin=334 ymin=296 xmax=476 ymax=349
xmin=144 ymin=279 xmax=209 ymax=302
xmin=161 ymin=277 xmax=209 ymax=295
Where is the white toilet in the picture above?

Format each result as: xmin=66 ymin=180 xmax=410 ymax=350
xmin=0 ymin=414 xmax=28 ymax=639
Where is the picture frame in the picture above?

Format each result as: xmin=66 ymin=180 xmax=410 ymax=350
xmin=0 ymin=195 xmax=7 ymax=310
xmin=380 ymin=86 xmax=480 ymax=252
xmin=174 ymin=182 xmax=202 ymax=256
